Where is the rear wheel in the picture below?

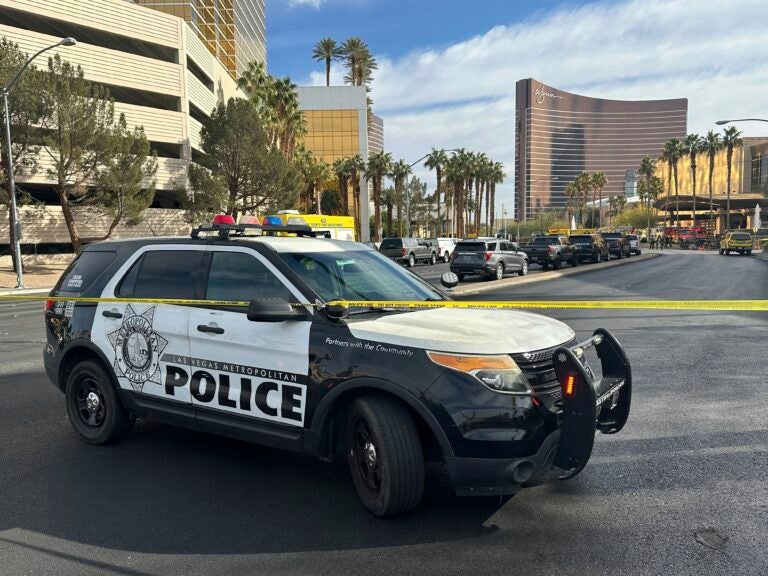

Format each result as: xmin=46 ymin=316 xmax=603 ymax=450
xmin=346 ymin=396 xmax=424 ymax=517
xmin=747 ymin=250 xmax=752 ymax=255
xmin=553 ymin=256 xmax=561 ymax=270
xmin=571 ymin=253 xmax=579 ymax=267
xmin=456 ymin=273 xmax=465 ymax=281
xmin=494 ymin=262 xmax=504 ymax=280
xmin=617 ymin=250 xmax=623 ymax=259
xmin=519 ymin=259 xmax=529 ymax=276
xmin=65 ymin=360 xmax=134 ymax=445
xmin=592 ymin=250 xmax=601 ymax=264
xmin=443 ymin=252 xmax=450 ymax=263
xmin=429 ymin=252 xmax=436 ymax=265
xmin=407 ymin=253 xmax=416 ymax=267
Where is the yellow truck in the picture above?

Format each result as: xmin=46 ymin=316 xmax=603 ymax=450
xmin=273 ymin=211 xmax=356 ymax=241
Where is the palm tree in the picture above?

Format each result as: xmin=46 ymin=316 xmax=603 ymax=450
xmin=382 ymin=185 xmax=396 ymax=237
xmin=473 ymin=153 xmax=489 ymax=234
xmin=364 ymin=150 xmax=393 ymax=241
xmin=312 ymin=38 xmax=343 ymax=86
xmin=444 ymin=153 xmax=465 ymax=237
xmin=333 ymin=157 xmax=352 ymax=214
xmin=639 ymin=156 xmax=657 ymax=237
xmin=489 ymin=161 xmax=504 ymax=235
xmin=574 ymin=172 xmax=592 ymax=225
xmin=591 ymin=171 xmax=608 ymax=227
xmin=424 ymin=148 xmax=448 ymax=234
xmin=703 ymin=130 xmax=722 ymax=233
xmin=347 ymin=154 xmax=366 ymax=239
xmin=664 ymin=138 xmax=684 ymax=225
xmin=340 ymin=37 xmax=377 ymax=88
xmin=722 ymin=126 xmax=743 ymax=230
xmin=684 ymin=133 xmax=702 ymax=229
xmin=565 ymin=181 xmax=578 ymax=224
xmin=389 ymin=159 xmax=412 ymax=236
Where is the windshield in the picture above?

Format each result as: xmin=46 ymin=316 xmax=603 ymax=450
xmin=455 ymin=242 xmax=489 ymax=251
xmin=532 ymin=237 xmax=558 ymax=245
xmin=569 ymin=235 xmax=593 ymax=243
xmin=379 ymin=238 xmax=403 ymax=249
xmin=278 ymin=249 xmax=443 ymax=303
xmin=732 ymin=233 xmax=752 ymax=241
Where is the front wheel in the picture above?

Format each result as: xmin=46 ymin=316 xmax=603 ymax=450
xmin=407 ymin=253 xmax=416 ymax=267
xmin=443 ymin=252 xmax=450 ymax=263
xmin=65 ymin=360 xmax=134 ymax=445
xmin=346 ymin=396 xmax=424 ymax=517
xmin=617 ymin=250 xmax=623 ymax=259
xmin=571 ymin=253 xmax=579 ymax=267
xmin=456 ymin=273 xmax=465 ymax=281
xmin=519 ymin=259 xmax=529 ymax=276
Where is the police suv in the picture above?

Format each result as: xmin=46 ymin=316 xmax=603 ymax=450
xmin=44 ymin=221 xmax=632 ymax=516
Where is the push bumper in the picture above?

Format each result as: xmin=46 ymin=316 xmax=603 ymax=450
xmin=448 ymin=328 xmax=632 ymax=495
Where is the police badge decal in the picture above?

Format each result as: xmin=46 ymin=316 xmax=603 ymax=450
xmin=107 ymin=305 xmax=168 ymax=392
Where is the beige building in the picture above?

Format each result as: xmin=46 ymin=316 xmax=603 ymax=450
xmin=0 ymin=0 xmax=252 ymax=247
xmin=654 ymin=137 xmax=768 ymax=231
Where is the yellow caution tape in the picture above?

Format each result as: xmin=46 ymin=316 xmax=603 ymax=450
xmin=0 ymin=294 xmax=767 ymax=311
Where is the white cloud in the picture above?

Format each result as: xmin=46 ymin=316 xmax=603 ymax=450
xmin=356 ymin=0 xmax=768 ymax=213
xmin=288 ymin=0 xmax=324 ymax=8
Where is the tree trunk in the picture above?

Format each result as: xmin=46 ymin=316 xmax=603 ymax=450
xmin=709 ymin=157 xmax=714 ymax=233
xmin=726 ymin=149 xmax=732 ymax=231
xmin=435 ymin=166 xmax=441 ymax=235
xmin=673 ymin=163 xmax=679 ymax=226
xmin=691 ymin=160 xmax=697 ymax=229
xmin=58 ymin=187 xmax=83 ymax=254
xmin=396 ymin=183 xmax=403 ymax=236
xmin=386 ymin=202 xmax=393 ymax=237
xmin=490 ymin=183 xmax=496 ymax=235
xmin=598 ymin=187 xmax=603 ymax=228
xmin=373 ymin=176 xmax=382 ymax=241
xmin=316 ymin=185 xmax=322 ymax=215
xmin=325 ymin=58 xmax=331 ymax=87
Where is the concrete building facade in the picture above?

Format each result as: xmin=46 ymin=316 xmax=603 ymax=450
xmin=0 ymin=0 xmax=247 ymax=247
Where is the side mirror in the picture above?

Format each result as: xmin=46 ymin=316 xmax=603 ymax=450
xmin=247 ymin=298 xmax=307 ymax=322
xmin=441 ymin=272 xmax=459 ymax=289
xmin=324 ymin=302 xmax=349 ymax=319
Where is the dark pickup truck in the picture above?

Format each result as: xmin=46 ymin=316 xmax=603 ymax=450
xmin=600 ymin=232 xmax=631 ymax=259
xmin=378 ymin=237 xmax=437 ymax=267
xmin=523 ymin=235 xmax=579 ymax=269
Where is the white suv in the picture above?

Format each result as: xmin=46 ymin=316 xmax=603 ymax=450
xmin=626 ymin=234 xmax=641 ymax=255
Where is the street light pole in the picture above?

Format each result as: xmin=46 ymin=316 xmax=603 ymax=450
xmin=3 ymin=36 xmax=76 ymax=288
xmin=715 ymin=118 xmax=768 ymax=125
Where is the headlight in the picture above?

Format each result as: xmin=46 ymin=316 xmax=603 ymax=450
xmin=427 ymin=351 xmax=532 ymax=395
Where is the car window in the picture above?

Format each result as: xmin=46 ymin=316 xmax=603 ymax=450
xmin=206 ymin=251 xmax=293 ymax=303
xmin=278 ymin=249 xmax=441 ymax=303
xmin=732 ymin=233 xmax=751 ymax=241
xmin=455 ymin=242 xmax=486 ymax=251
xmin=56 ymin=250 xmax=116 ymax=293
xmin=124 ymin=250 xmax=202 ymax=299
xmin=569 ymin=235 xmax=593 ymax=243
xmin=379 ymin=239 xmax=402 ymax=249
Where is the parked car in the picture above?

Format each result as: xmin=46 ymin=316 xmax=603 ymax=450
xmin=378 ymin=237 xmax=437 ymax=267
xmin=568 ymin=234 xmax=610 ymax=263
xmin=426 ymin=237 xmax=459 ymax=263
xmin=719 ymin=230 xmax=753 ymax=255
xmin=523 ymin=235 xmax=579 ymax=269
xmin=600 ymin=232 xmax=631 ymax=259
xmin=626 ymin=234 xmax=642 ymax=255
xmin=450 ymin=239 xmax=528 ymax=281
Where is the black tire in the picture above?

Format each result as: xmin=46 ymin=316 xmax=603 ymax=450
xmin=519 ymin=259 xmax=529 ymax=276
xmin=553 ymin=255 xmax=561 ymax=270
xmin=65 ymin=360 xmax=134 ymax=445
xmin=443 ymin=252 xmax=450 ymax=263
xmin=346 ymin=396 xmax=424 ymax=517
xmin=747 ymin=250 xmax=752 ymax=255
xmin=592 ymin=250 xmax=601 ymax=264
xmin=542 ymin=261 xmax=549 ymax=270
xmin=429 ymin=252 xmax=436 ymax=265
xmin=617 ymin=250 xmax=623 ymax=259
xmin=493 ymin=262 xmax=504 ymax=280
xmin=626 ymin=249 xmax=631 ymax=258
xmin=571 ymin=253 xmax=579 ymax=267
xmin=456 ymin=273 xmax=465 ymax=281
xmin=407 ymin=253 xmax=416 ymax=268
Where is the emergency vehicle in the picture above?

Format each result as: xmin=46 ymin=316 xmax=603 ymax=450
xmin=271 ymin=210 xmax=356 ymax=241
xmin=43 ymin=219 xmax=632 ymax=516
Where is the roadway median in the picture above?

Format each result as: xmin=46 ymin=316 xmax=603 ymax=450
xmin=452 ymin=251 xmax=661 ymax=296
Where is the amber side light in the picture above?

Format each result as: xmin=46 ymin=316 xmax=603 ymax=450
xmin=564 ymin=374 xmax=576 ymax=396
xmin=426 ymin=352 xmax=516 ymax=372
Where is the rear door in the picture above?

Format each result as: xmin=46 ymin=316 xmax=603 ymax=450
xmin=91 ymin=246 xmax=203 ymax=406
xmin=500 ymin=242 xmax=522 ymax=270
xmin=186 ymin=246 xmax=313 ymax=431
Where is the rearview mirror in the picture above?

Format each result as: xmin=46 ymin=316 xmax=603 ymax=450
xmin=440 ymin=272 xmax=459 ymax=289
xmin=247 ymin=298 xmax=308 ymax=322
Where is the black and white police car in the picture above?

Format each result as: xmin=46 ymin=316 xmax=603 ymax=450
xmin=44 ymin=220 xmax=632 ymax=516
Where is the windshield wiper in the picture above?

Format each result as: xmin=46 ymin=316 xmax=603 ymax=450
xmin=346 ymin=306 xmax=412 ymax=316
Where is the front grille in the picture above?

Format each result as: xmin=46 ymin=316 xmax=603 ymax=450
xmin=513 ymin=339 xmax=576 ymax=410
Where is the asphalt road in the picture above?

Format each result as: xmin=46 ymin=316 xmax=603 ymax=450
xmin=0 ymin=250 xmax=766 ymax=575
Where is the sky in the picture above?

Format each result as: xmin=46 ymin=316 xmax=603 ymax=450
xmin=267 ymin=0 xmax=768 ymax=213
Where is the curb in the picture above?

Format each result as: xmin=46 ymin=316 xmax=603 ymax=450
xmin=0 ymin=287 xmax=52 ymax=297
xmin=451 ymin=252 xmax=661 ymax=296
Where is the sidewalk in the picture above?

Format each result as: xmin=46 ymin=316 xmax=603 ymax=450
xmin=0 ymin=264 xmax=68 ymax=295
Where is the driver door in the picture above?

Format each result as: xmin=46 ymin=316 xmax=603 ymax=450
xmin=186 ymin=247 xmax=314 ymax=431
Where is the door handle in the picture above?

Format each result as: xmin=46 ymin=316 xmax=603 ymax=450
xmin=102 ymin=310 xmax=123 ymax=319
xmin=197 ymin=324 xmax=224 ymax=334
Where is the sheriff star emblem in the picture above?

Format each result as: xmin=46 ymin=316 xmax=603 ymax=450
xmin=107 ymin=305 xmax=168 ymax=392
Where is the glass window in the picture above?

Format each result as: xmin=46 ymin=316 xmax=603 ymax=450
xmin=278 ymin=249 xmax=442 ymax=303
xmin=56 ymin=250 xmax=116 ymax=293
xmin=206 ymin=251 xmax=292 ymax=303
xmin=128 ymin=250 xmax=202 ymax=299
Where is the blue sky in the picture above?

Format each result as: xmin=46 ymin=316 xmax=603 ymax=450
xmin=267 ymin=0 xmax=768 ymax=212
